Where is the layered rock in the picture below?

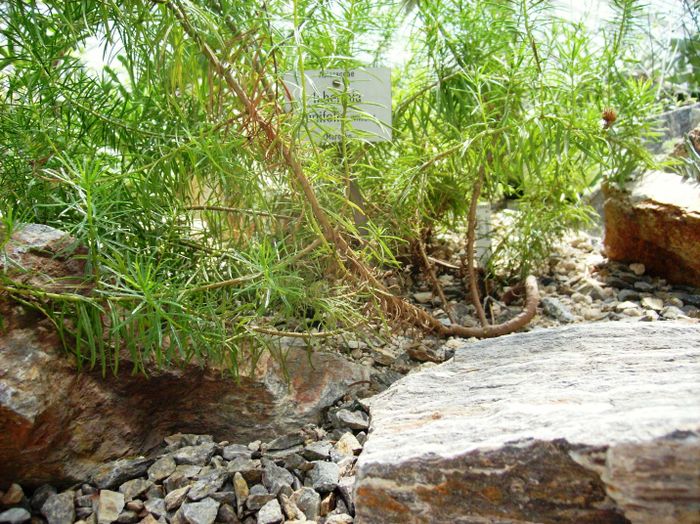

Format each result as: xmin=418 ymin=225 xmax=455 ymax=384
xmin=603 ymin=171 xmax=700 ymax=287
xmin=0 ymin=225 xmax=370 ymax=487
xmin=354 ymin=322 xmax=700 ymax=524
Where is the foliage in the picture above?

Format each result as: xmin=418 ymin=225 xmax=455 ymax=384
xmin=0 ymin=0 xmax=668 ymax=373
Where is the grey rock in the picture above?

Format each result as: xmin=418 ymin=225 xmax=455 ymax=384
xmin=187 ymin=470 xmax=228 ymax=501
xmin=282 ymin=453 xmax=308 ymax=472
xmin=97 ymin=490 xmax=125 ymax=524
xmin=303 ymin=441 xmax=332 ymax=461
xmin=617 ymin=288 xmax=640 ymax=301
xmin=41 ymin=491 xmax=75 ymax=524
xmin=634 ymin=281 xmax=655 ymax=292
xmin=266 ymin=433 xmax=304 ymax=451
xmin=222 ymin=444 xmax=251 ymax=461
xmin=261 ymin=460 xmax=293 ymax=496
xmin=245 ymin=485 xmax=274 ymax=511
xmin=147 ymin=456 xmax=176 ymax=482
xmin=256 ymin=499 xmax=283 ymax=524
xmin=355 ymin=323 xmax=700 ymax=524
xmin=119 ymin=479 xmax=153 ymax=501
xmin=291 ymin=488 xmax=320 ymax=521
xmin=662 ymin=305 xmax=685 ymax=319
xmin=144 ymin=498 xmax=166 ymax=518
xmin=0 ymin=508 xmax=31 ymax=524
xmin=173 ymin=443 xmax=217 ymax=466
xmin=541 ymin=296 xmax=576 ymax=323
xmin=334 ymin=410 xmax=369 ymax=431
xmin=209 ymin=491 xmax=235 ymax=506
xmin=91 ymin=458 xmax=152 ymax=489
xmin=307 ymin=462 xmax=339 ymax=493
xmin=164 ymin=434 xmax=213 ymax=451
xmin=180 ymin=498 xmax=219 ymax=524
xmin=163 ymin=472 xmax=190 ymax=493
xmin=336 ymin=476 xmax=355 ymax=516
xmin=227 ymin=458 xmax=261 ymax=484
xmin=278 ymin=494 xmax=304 ymax=521
xmin=115 ymin=510 xmax=139 ymax=523
xmin=30 ymin=485 xmax=57 ymax=512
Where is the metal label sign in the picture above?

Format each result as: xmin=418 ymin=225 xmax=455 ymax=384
xmin=283 ymin=67 xmax=392 ymax=143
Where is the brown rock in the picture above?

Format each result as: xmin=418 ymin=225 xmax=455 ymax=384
xmin=0 ymin=226 xmax=370 ymax=488
xmin=355 ymin=323 xmax=700 ymax=524
xmin=603 ymin=172 xmax=700 ymax=287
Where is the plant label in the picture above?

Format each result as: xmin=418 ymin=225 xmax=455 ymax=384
xmin=283 ymin=67 xmax=392 ymax=143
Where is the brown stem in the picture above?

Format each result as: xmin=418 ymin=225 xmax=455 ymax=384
xmin=466 ymin=168 xmax=488 ymax=326
xmin=416 ymin=234 xmax=457 ymax=325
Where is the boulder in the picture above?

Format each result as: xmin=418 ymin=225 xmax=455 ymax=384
xmin=0 ymin=225 xmax=370 ymax=488
xmin=603 ymin=171 xmax=700 ymax=287
xmin=355 ymin=322 xmax=700 ymax=524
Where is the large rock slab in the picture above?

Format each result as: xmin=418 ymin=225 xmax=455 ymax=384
xmin=355 ymin=322 xmax=700 ymax=524
xmin=0 ymin=225 xmax=369 ymax=487
xmin=603 ymin=171 xmax=700 ymax=287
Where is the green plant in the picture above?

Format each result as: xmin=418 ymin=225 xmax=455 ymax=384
xmin=0 ymin=0 xmax=664 ymax=374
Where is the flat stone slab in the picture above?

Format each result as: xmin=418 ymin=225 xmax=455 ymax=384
xmin=355 ymin=322 xmax=700 ymax=523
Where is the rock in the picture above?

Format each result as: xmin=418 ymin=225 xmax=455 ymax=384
xmin=266 ymin=433 xmax=304 ymax=452
xmin=119 ymin=479 xmax=153 ymax=501
xmin=355 ymin=323 xmax=700 ymax=524
xmin=221 ymin=445 xmax=251 ymax=461
xmin=324 ymin=515 xmax=352 ymax=524
xmin=412 ymin=292 xmax=433 ymax=304
xmin=261 ymin=460 xmax=293 ymax=496
xmin=603 ymin=172 xmax=700 ymax=287
xmin=147 ymin=457 xmax=176 ymax=482
xmin=541 ymin=297 xmax=576 ymax=323
xmin=215 ymin=504 xmax=239 ymax=524
xmin=319 ymin=493 xmax=335 ymax=516
xmin=246 ymin=485 xmax=274 ymax=511
xmin=30 ymin=485 xmax=57 ymax=512
xmin=180 ymin=498 xmax=219 ymax=524
xmin=641 ymin=296 xmax=664 ymax=311
xmin=662 ymin=305 xmax=686 ymax=319
xmin=173 ymin=444 xmax=217 ymax=466
xmin=41 ymin=491 xmax=75 ymax=524
xmin=91 ymin=458 xmax=152 ymax=490
xmin=336 ymin=476 xmax=355 ymax=516
xmin=405 ymin=345 xmax=448 ymax=364
xmin=302 ymin=442 xmax=331 ymax=461
xmin=0 ymin=224 xmax=87 ymax=293
xmin=232 ymin=473 xmax=248 ymax=513
xmin=307 ymin=462 xmax=339 ymax=493
xmin=278 ymin=494 xmax=304 ymax=521
xmin=187 ymin=471 xmax=228 ymax=501
xmin=0 ymin=484 xmax=24 ymax=506
xmin=137 ymin=516 xmax=158 ymax=524
xmin=143 ymin=499 xmax=165 ymax=519
xmin=115 ymin=511 xmax=138 ymax=523
xmin=97 ymin=491 xmax=124 ymax=524
xmin=333 ymin=410 xmax=369 ymax=431
xmin=617 ymin=288 xmax=640 ymax=301
xmin=634 ymin=281 xmax=655 ymax=292
xmin=333 ymin=433 xmax=362 ymax=458
xmin=616 ymin=300 xmax=639 ymax=312
xmin=629 ymin=262 xmax=646 ymax=276
xmin=227 ymin=458 xmax=261 ymax=485
xmin=256 ymin=499 xmax=283 ymax=524
xmin=164 ymin=487 xmax=190 ymax=512
xmin=0 ymin=508 xmax=30 ymax=524
xmin=291 ymin=488 xmax=320 ymax=521
xmin=0 ymin=274 xmax=369 ymax=487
